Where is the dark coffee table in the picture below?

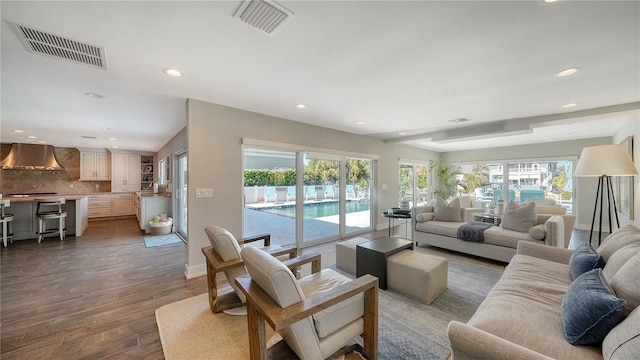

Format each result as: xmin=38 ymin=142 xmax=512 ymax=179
xmin=356 ymin=237 xmax=413 ymax=289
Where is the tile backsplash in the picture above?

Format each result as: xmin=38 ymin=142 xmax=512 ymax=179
xmin=1 ymin=144 xmax=111 ymax=195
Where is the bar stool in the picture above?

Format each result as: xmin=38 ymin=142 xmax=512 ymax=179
xmin=36 ymin=198 xmax=67 ymax=243
xmin=0 ymin=199 xmax=14 ymax=247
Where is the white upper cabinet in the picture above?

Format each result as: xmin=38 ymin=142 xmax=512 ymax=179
xmin=78 ymin=148 xmax=110 ymax=181
xmin=111 ymin=152 xmax=142 ymax=192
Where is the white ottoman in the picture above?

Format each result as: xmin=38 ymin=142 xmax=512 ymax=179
xmin=335 ymin=237 xmax=371 ymax=275
xmin=387 ymin=250 xmax=448 ymax=304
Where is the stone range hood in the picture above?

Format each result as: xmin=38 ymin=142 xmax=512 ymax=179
xmin=1 ymin=143 xmax=64 ymax=170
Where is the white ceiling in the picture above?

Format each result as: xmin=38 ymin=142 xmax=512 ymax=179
xmin=1 ymin=0 xmax=639 ymax=153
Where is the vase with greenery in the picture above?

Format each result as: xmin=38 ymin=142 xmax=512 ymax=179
xmin=428 ymin=160 xmax=461 ymax=200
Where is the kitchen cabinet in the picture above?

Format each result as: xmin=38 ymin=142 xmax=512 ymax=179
xmin=79 ymin=148 xmax=110 ymax=181
xmin=111 ymin=153 xmax=141 ymax=192
xmin=88 ymin=193 xmax=135 ymax=218
xmin=111 ymin=193 xmax=134 ymax=216
xmin=88 ymin=195 xmax=112 ymax=218
xmin=137 ymin=195 xmax=171 ymax=233
xmin=8 ymin=196 xmax=88 ymax=241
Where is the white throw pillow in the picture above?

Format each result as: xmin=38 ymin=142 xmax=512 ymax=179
xmin=528 ymin=224 xmax=546 ymax=240
xmin=501 ymin=201 xmax=537 ymax=233
xmin=434 ymin=198 xmax=461 ymax=222
xmin=415 ymin=213 xmax=434 ymax=222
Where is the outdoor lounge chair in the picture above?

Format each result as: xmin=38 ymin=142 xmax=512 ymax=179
xmin=275 ymin=187 xmax=288 ymax=203
xmin=519 ymin=189 xmax=545 ymax=203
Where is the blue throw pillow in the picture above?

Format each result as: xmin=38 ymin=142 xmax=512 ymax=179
xmin=561 ymin=269 xmax=627 ymax=345
xmin=569 ymin=243 xmax=606 ymax=280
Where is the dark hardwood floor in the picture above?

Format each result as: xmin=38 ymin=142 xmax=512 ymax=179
xmin=1 ymin=218 xmax=203 ymax=360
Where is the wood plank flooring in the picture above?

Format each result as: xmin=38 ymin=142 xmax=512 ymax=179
xmin=1 ymin=218 xmax=203 ymax=360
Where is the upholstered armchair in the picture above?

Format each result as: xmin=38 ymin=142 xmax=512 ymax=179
xmin=236 ymin=247 xmax=378 ymax=360
xmin=202 ymin=225 xmax=297 ymax=315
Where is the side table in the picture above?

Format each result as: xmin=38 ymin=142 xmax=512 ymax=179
xmin=382 ymin=211 xmax=411 ymax=237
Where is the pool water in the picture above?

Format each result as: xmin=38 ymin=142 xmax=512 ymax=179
xmin=257 ymin=201 xmax=370 ymax=219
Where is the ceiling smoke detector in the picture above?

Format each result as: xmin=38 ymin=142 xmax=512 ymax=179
xmin=9 ymin=21 xmax=107 ymax=70
xmin=233 ymin=0 xmax=294 ymax=36
xmin=448 ymin=117 xmax=471 ymax=124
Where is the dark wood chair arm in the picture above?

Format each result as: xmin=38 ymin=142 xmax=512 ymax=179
xmin=236 ymin=274 xmax=378 ymax=331
xmin=240 ymin=233 xmax=271 ymax=246
xmin=281 ymin=252 xmax=321 ymax=274
xmin=201 ymin=246 xmax=245 ymax=272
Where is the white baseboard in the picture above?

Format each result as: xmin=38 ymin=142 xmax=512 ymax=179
xmin=184 ymin=263 xmax=206 ymax=279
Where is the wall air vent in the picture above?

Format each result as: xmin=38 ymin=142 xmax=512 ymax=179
xmin=233 ymin=0 xmax=294 ymax=36
xmin=9 ymin=22 xmax=107 ymax=70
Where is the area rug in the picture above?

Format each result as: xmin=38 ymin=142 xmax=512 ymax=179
xmin=144 ymin=233 xmax=183 ymax=247
xmin=156 ymin=260 xmax=503 ymax=359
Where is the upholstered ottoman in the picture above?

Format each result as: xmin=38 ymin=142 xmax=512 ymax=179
xmin=335 ymin=237 xmax=371 ymax=275
xmin=387 ymin=250 xmax=448 ymax=304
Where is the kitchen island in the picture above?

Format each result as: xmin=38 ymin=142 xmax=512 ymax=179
xmin=6 ymin=195 xmax=89 ymax=241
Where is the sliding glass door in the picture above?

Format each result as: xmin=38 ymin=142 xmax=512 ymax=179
xmin=243 ymin=146 xmax=374 ymax=248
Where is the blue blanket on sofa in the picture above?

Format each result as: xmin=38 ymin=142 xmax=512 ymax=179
xmin=457 ymin=221 xmax=494 ymax=242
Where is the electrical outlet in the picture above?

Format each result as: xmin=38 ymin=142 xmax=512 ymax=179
xmin=69 ymin=184 xmax=74 ymax=189
xmin=195 ymin=188 xmax=213 ymax=198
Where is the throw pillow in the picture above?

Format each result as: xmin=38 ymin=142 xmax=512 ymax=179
xmin=603 ymin=242 xmax=640 ymax=282
xmin=603 ymin=306 xmax=640 ymax=360
xmin=415 ymin=212 xmax=434 ymax=223
xmin=500 ymin=201 xmax=537 ymax=233
xmin=434 ymin=198 xmax=461 ymax=222
xmin=528 ymin=224 xmax=546 ymax=240
xmin=597 ymin=225 xmax=640 ymax=261
xmin=569 ymin=243 xmax=606 ymax=280
xmin=561 ymin=269 xmax=627 ymax=345
xmin=610 ymin=253 xmax=640 ymax=312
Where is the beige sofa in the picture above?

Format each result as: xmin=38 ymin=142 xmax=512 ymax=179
xmin=448 ymin=225 xmax=640 ymax=359
xmin=411 ymin=204 xmax=565 ymax=263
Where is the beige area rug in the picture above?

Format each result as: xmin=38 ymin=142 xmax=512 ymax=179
xmin=156 ymin=290 xmax=357 ymax=360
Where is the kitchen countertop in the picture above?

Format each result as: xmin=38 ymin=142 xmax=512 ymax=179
xmin=3 ymin=194 xmax=89 ymax=202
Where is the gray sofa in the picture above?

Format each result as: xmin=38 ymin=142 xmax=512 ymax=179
xmin=411 ymin=204 xmax=565 ymax=263
xmin=448 ymin=225 xmax=640 ymax=359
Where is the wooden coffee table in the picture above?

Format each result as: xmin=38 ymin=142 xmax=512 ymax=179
xmin=356 ymin=237 xmax=413 ymax=289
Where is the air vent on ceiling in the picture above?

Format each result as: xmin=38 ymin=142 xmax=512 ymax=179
xmin=448 ymin=117 xmax=471 ymax=124
xmin=233 ymin=0 xmax=294 ymax=36
xmin=9 ymin=22 xmax=107 ymax=70
xmin=81 ymin=136 xmax=98 ymax=139
xmin=444 ymin=122 xmax=506 ymax=140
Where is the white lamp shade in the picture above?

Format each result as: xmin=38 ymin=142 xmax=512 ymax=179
xmin=574 ymin=144 xmax=638 ymax=177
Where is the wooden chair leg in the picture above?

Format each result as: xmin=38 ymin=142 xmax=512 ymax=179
xmin=246 ymin=302 xmax=267 ymax=360
xmin=205 ymin=261 xmax=219 ymax=313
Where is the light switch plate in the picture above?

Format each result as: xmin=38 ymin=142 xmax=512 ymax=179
xmin=195 ymin=188 xmax=213 ymax=198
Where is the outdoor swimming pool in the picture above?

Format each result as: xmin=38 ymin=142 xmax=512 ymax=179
xmin=256 ymin=200 xmax=370 ymax=219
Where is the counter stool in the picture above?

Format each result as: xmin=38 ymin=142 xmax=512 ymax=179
xmin=36 ymin=198 xmax=67 ymax=243
xmin=1 ymin=200 xmax=14 ymax=247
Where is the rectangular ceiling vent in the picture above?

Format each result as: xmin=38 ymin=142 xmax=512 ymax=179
xmin=233 ymin=0 xmax=294 ymax=36
xmin=9 ymin=22 xmax=107 ymax=70
xmin=444 ymin=122 xmax=506 ymax=140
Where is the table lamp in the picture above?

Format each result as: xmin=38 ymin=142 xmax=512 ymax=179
xmin=573 ymin=144 xmax=638 ymax=245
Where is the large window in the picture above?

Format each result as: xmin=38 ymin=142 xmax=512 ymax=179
xmin=458 ymin=158 xmax=574 ymax=213
xmin=243 ymin=144 xmax=375 ymax=247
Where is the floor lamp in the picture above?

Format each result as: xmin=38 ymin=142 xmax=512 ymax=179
xmin=573 ymin=144 xmax=638 ymax=246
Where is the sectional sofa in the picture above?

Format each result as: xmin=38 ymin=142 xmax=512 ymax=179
xmin=448 ymin=225 xmax=640 ymax=359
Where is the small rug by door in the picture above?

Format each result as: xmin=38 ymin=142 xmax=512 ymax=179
xmin=144 ymin=233 xmax=183 ymax=247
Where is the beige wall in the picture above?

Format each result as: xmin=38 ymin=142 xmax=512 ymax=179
xmin=184 ymin=99 xmax=437 ymax=277
xmin=442 ymin=137 xmax=613 ymax=230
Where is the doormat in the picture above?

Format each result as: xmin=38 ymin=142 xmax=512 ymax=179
xmin=144 ymin=233 xmax=183 ymax=248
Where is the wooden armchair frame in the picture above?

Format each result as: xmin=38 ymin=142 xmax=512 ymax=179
xmin=201 ymin=233 xmax=298 ymax=314
xmin=236 ymin=252 xmax=378 ymax=360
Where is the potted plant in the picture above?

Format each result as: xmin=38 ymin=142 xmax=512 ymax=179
xmin=428 ymin=160 xmax=461 ymax=200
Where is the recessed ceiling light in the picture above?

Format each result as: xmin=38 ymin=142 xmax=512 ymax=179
xmin=85 ymin=92 xmax=103 ymax=98
xmin=398 ymin=132 xmax=407 ymax=135
xmin=555 ymin=67 xmax=581 ymax=77
xmin=38 ymin=140 xmax=46 ymax=143
xmin=163 ymin=68 xmax=183 ymax=77
xmin=562 ymin=103 xmax=578 ymax=108
xmin=112 ymin=145 xmax=119 ymax=148
xmin=296 ymin=104 xmax=306 ymax=109
xmin=355 ymin=121 xmax=366 ymax=125
xmin=109 ymin=137 xmax=117 ymax=141
xmin=100 ymin=127 xmax=112 ymax=131
xmin=544 ymin=0 xmax=559 ymax=3
xmin=13 ymin=129 xmax=24 ymax=133
xmin=27 ymin=135 xmax=37 ymax=139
